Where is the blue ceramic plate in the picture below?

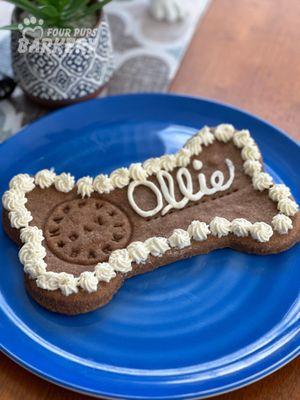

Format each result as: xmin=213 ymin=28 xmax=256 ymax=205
xmin=0 ymin=94 xmax=299 ymax=399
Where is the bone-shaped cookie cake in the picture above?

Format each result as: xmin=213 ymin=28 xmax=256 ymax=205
xmin=2 ymin=125 xmax=300 ymax=314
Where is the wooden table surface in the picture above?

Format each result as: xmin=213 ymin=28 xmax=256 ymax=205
xmin=1 ymin=0 xmax=299 ymax=399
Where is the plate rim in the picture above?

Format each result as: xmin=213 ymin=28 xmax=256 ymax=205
xmin=0 ymin=93 xmax=299 ymax=399
xmin=1 ymin=346 xmax=299 ymax=400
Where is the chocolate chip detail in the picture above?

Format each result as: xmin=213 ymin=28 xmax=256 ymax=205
xmin=88 ymin=250 xmax=97 ymax=259
xmin=112 ymin=233 xmax=123 ymax=242
xmin=63 ymin=205 xmax=70 ymax=214
xmin=49 ymin=227 xmax=60 ymax=237
xmin=69 ymin=233 xmax=78 ymax=241
xmin=70 ymin=248 xmax=80 ymax=258
xmin=97 ymin=216 xmax=104 ymax=226
xmin=53 ymin=216 xmax=63 ymax=224
xmin=102 ymin=244 xmax=112 ymax=254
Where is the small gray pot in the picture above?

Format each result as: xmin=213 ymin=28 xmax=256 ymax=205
xmin=11 ymin=8 xmax=114 ymax=107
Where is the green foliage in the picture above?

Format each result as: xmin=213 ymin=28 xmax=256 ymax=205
xmin=2 ymin=0 xmax=113 ymax=29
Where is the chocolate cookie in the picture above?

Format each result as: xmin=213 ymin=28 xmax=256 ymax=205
xmin=2 ymin=124 xmax=300 ymax=314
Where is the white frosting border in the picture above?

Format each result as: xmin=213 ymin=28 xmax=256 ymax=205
xmin=2 ymin=124 xmax=299 ymax=295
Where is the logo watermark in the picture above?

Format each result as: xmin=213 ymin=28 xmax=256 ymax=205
xmin=17 ymin=16 xmax=98 ymax=54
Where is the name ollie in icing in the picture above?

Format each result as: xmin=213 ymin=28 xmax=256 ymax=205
xmin=128 ymin=158 xmax=235 ymax=217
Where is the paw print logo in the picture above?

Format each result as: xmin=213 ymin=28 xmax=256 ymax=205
xmin=18 ymin=16 xmax=44 ymax=39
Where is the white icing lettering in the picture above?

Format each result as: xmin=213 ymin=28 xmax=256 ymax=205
xmin=128 ymin=159 xmax=235 ymax=218
xmin=128 ymin=180 xmax=163 ymax=217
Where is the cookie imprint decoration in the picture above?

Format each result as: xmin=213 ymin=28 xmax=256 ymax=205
xmin=2 ymin=124 xmax=300 ymax=315
xmin=45 ymin=198 xmax=132 ymax=265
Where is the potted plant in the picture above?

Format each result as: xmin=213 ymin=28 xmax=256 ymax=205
xmin=3 ymin=0 xmax=114 ymax=107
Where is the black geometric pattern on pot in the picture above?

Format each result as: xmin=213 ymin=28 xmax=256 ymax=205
xmin=107 ymin=55 xmax=170 ymax=95
xmin=106 ymin=54 xmax=115 ymax=78
xmin=30 ymin=81 xmax=64 ymax=101
xmin=89 ymin=54 xmax=114 ymax=90
xmin=49 ymin=69 xmax=77 ymax=92
xmin=11 ymin=33 xmax=28 ymax=73
xmin=43 ymin=41 xmax=67 ymax=58
xmin=96 ymin=22 xmax=112 ymax=58
xmin=11 ymin=31 xmax=21 ymax=55
xmin=9 ymin=12 xmax=114 ymax=102
xmin=13 ymin=58 xmax=38 ymax=88
xmin=61 ymin=44 xmax=94 ymax=76
xmin=67 ymin=80 xmax=98 ymax=99
xmin=107 ymin=13 xmax=140 ymax=53
xmin=84 ymin=28 xmax=98 ymax=47
xmin=25 ymin=52 xmax=60 ymax=79
xmin=86 ymin=57 xmax=108 ymax=82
